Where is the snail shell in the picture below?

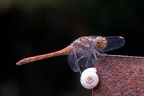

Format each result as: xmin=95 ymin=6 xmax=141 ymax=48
xmin=80 ymin=67 xmax=99 ymax=89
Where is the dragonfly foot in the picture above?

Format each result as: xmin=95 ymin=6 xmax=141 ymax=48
xmin=97 ymin=53 xmax=108 ymax=60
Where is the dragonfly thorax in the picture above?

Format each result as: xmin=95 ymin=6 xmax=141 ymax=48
xmin=71 ymin=37 xmax=96 ymax=56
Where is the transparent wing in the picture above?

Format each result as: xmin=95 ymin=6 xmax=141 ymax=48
xmin=67 ymin=49 xmax=80 ymax=72
xmin=78 ymin=52 xmax=95 ymax=67
xmin=103 ymin=36 xmax=125 ymax=52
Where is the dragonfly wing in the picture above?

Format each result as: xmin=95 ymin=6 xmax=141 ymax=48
xmin=103 ymin=36 xmax=125 ymax=52
xmin=67 ymin=49 xmax=80 ymax=72
xmin=78 ymin=52 xmax=95 ymax=67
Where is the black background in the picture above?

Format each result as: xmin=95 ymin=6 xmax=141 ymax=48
xmin=0 ymin=0 xmax=144 ymax=96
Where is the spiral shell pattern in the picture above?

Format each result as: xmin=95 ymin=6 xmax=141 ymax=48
xmin=80 ymin=67 xmax=99 ymax=89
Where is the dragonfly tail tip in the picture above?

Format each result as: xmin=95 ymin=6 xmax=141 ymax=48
xmin=16 ymin=60 xmax=23 ymax=65
xmin=16 ymin=62 xmax=21 ymax=65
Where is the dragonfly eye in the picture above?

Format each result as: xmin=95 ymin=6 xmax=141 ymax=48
xmin=94 ymin=36 xmax=107 ymax=50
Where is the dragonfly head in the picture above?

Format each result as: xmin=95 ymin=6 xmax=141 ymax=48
xmin=93 ymin=36 xmax=107 ymax=50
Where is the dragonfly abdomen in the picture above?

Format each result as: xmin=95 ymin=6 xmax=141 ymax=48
xmin=16 ymin=46 xmax=71 ymax=65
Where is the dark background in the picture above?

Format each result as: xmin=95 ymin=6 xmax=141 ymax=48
xmin=0 ymin=0 xmax=144 ymax=96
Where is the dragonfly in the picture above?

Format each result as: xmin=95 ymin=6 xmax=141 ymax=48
xmin=16 ymin=36 xmax=125 ymax=72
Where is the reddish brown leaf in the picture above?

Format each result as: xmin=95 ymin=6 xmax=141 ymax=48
xmin=93 ymin=55 xmax=144 ymax=96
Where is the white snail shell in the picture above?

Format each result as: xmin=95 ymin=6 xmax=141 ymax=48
xmin=80 ymin=67 xmax=99 ymax=89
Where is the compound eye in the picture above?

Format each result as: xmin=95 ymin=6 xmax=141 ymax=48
xmin=94 ymin=36 xmax=107 ymax=50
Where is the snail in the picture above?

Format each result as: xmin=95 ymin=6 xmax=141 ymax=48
xmin=80 ymin=67 xmax=99 ymax=89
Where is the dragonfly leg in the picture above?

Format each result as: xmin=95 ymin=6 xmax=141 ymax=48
xmin=76 ymin=56 xmax=84 ymax=74
xmin=86 ymin=54 xmax=92 ymax=68
xmin=97 ymin=53 xmax=108 ymax=58
xmin=73 ymin=49 xmax=82 ymax=73
xmin=94 ymin=50 xmax=108 ymax=60
xmin=93 ymin=51 xmax=98 ymax=60
xmin=85 ymin=56 xmax=90 ymax=68
xmin=77 ymin=54 xmax=87 ymax=61
xmin=78 ymin=67 xmax=82 ymax=74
